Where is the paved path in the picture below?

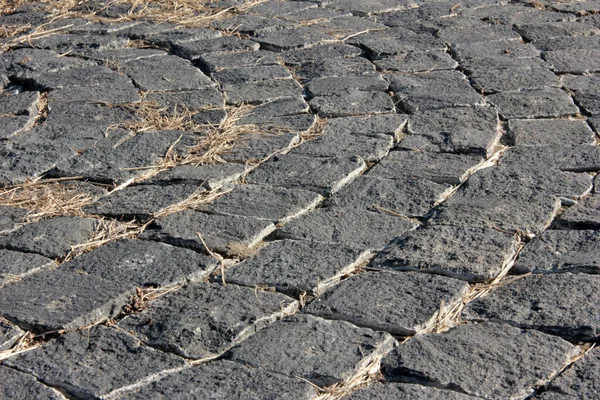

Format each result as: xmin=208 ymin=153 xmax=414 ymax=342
xmin=1 ymin=0 xmax=599 ymax=398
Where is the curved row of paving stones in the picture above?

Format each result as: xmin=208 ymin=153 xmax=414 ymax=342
xmin=1 ymin=0 xmax=600 ymax=399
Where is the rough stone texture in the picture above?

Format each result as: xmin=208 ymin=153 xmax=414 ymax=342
xmin=513 ymin=230 xmax=600 ymax=275
xmin=296 ymin=57 xmax=376 ymax=81
xmin=0 ymin=206 xmax=27 ymax=234
xmin=488 ymin=88 xmax=580 ymax=119
xmin=464 ymin=273 xmax=600 ymax=341
xmin=0 ymin=366 xmax=66 ymax=400
xmin=543 ymin=49 xmax=600 ymax=74
xmin=279 ymin=43 xmax=362 ymax=66
xmin=253 ymin=26 xmax=335 ymax=51
xmin=247 ymin=154 xmax=366 ymax=195
xmin=119 ymin=282 xmax=297 ymax=358
xmin=0 ymin=249 xmax=56 ymax=286
xmin=382 ymin=322 xmax=580 ymax=399
xmin=225 ymin=239 xmax=370 ymax=295
xmin=538 ymin=348 xmax=600 ymax=400
xmin=202 ymin=184 xmax=323 ymax=223
xmin=562 ymin=74 xmax=600 ymax=115
xmin=141 ymin=210 xmax=275 ymax=255
xmin=507 ymin=118 xmax=596 ymax=147
xmin=372 ymin=226 xmax=519 ymax=282
xmin=228 ymin=314 xmax=395 ymax=387
xmin=291 ymin=132 xmax=393 ymax=162
xmin=374 ymin=51 xmax=458 ymax=73
xmin=146 ymin=163 xmax=245 ymax=189
xmin=500 ymin=145 xmax=600 ymax=173
xmin=346 ymin=382 xmax=474 ymax=400
xmin=0 ymin=318 xmax=24 ymax=351
xmin=309 ymin=90 xmax=396 ymax=117
xmin=275 ymin=206 xmax=418 ymax=250
xmin=405 ymin=106 xmax=500 ymax=156
xmin=557 ymin=195 xmax=600 ymax=229
xmin=306 ymin=271 xmax=469 ymax=335
xmin=306 ymin=75 xmax=389 ymax=96
xmin=223 ymin=79 xmax=303 ymax=105
xmin=324 ymin=114 xmax=408 ymax=139
xmin=6 ymin=326 xmax=186 ymax=399
xmin=126 ymin=360 xmax=317 ymax=400
xmin=470 ymin=67 xmax=560 ymax=93
xmin=0 ymin=216 xmax=96 ymax=259
xmin=220 ymin=132 xmax=299 ymax=163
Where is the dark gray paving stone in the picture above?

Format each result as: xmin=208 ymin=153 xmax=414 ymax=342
xmin=211 ymin=14 xmax=296 ymax=34
xmin=64 ymin=239 xmax=217 ymax=288
xmin=141 ymin=210 xmax=275 ymax=255
xmin=500 ymin=145 xmax=600 ymax=173
xmin=0 ymin=319 xmax=24 ymax=351
xmin=26 ymin=65 xmax=132 ymax=92
xmin=373 ymin=226 xmax=518 ymax=282
xmin=119 ymin=282 xmax=297 ymax=358
xmin=27 ymin=33 xmax=129 ymax=54
xmin=309 ymin=90 xmax=396 ymax=117
xmin=325 ymin=114 xmax=408 ymax=140
xmin=296 ymin=57 xmax=376 ymax=81
xmin=306 ymin=271 xmax=469 ymax=335
xmin=0 ymin=115 xmax=35 ymax=139
xmin=253 ymin=26 xmax=336 ymax=51
xmin=142 ymin=87 xmax=224 ymax=111
xmin=122 ymin=55 xmax=214 ymax=91
xmin=382 ymin=322 xmax=580 ymax=399
xmin=355 ymin=35 xmax=446 ymax=59
xmin=279 ymin=43 xmax=362 ymax=66
xmin=6 ymin=326 xmax=185 ymax=399
xmin=558 ymin=195 xmax=600 ymax=229
xmin=212 ymin=65 xmax=291 ymax=85
xmin=346 ymin=382 xmax=474 ymax=400
xmin=312 ymin=15 xmax=388 ymax=38
xmin=202 ymin=184 xmax=323 ymax=222
xmin=0 ymin=269 xmax=131 ymax=332
xmin=82 ymin=48 xmax=167 ymax=63
xmin=247 ymin=154 xmax=365 ymax=195
xmin=327 ymin=176 xmax=451 ymax=217
xmin=225 ymin=239 xmax=370 ymax=295
xmin=223 ymin=79 xmax=303 ymax=105
xmin=125 ymin=359 xmax=316 ymax=400
xmin=220 ymin=132 xmax=299 ymax=163
xmin=83 ymin=183 xmax=201 ymax=219
xmin=283 ymin=6 xmax=351 ymax=22
xmin=47 ymin=81 xmax=140 ymax=104
xmin=506 ymin=118 xmax=596 ymax=146
xmin=199 ymin=50 xmax=279 ymax=72
xmin=228 ymin=314 xmax=395 ymax=387
xmin=543 ymin=49 xmax=600 ymax=74
xmin=146 ymin=163 xmax=245 ymax=189
xmin=533 ymin=35 xmax=600 ymax=51
xmin=291 ymin=132 xmax=393 ymax=162
xmin=387 ymin=70 xmax=485 ymax=113
xmin=464 ymin=273 xmax=600 ymax=341
xmin=0 ymin=366 xmax=65 ymax=400
xmin=537 ymin=348 xmax=600 ymax=400
xmin=250 ymin=114 xmax=317 ymax=133
xmin=236 ymin=97 xmax=309 ymax=123
xmin=275 ymin=206 xmax=417 ymax=249
xmin=488 ymin=88 xmax=580 ymax=119
xmin=145 ymin=28 xmax=222 ymax=47
xmin=322 ymin=0 xmax=415 ymax=15
xmin=251 ymin=0 xmax=317 ymax=17
xmin=0 ymin=216 xmax=96 ymax=259
xmin=374 ymin=51 xmax=458 ymax=73
xmin=513 ymin=230 xmax=600 ymax=275
xmin=306 ymin=75 xmax=388 ymax=96
xmin=451 ymin=39 xmax=545 ymax=71
xmin=517 ymin=22 xmax=600 ymax=42
xmin=470 ymin=67 xmax=560 ymax=94
xmin=0 ymin=206 xmax=27 ymax=234
xmin=552 ymin=0 xmax=600 ymax=13
xmin=562 ymin=74 xmax=600 ymax=115
xmin=0 ymin=91 xmax=39 ymax=115
xmin=437 ymin=24 xmax=521 ymax=44
xmin=0 ymin=249 xmax=56 ymax=286
xmin=369 ymin=151 xmax=483 ymax=185
xmin=0 ymin=48 xmax=94 ymax=80
xmin=590 ymin=115 xmax=600 ymax=134
xmin=169 ymin=37 xmax=260 ymax=61
xmin=431 ymin=169 xmax=563 ymax=234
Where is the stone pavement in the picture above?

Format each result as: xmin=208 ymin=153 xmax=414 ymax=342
xmin=0 ymin=0 xmax=599 ymax=398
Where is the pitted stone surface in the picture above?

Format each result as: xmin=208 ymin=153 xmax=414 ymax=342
xmin=557 ymin=195 xmax=600 ymax=229
xmin=220 ymin=132 xmax=299 ymax=163
xmin=6 ymin=326 xmax=186 ymax=400
xmin=0 ymin=366 xmax=66 ymax=400
xmin=0 ymin=318 xmax=24 ymax=351
xmin=119 ymin=282 xmax=297 ymax=358
xmin=507 ymin=118 xmax=596 ymax=147
xmin=382 ymin=322 xmax=580 ymax=399
xmin=372 ymin=226 xmax=519 ymax=282
xmin=0 ymin=249 xmax=56 ymax=286
xmin=537 ymin=348 xmax=600 ymax=400
xmin=346 ymin=382 xmax=474 ymax=400
xmin=488 ymin=88 xmax=580 ymax=119
xmin=310 ymin=90 xmax=396 ymax=117
xmin=227 ymin=314 xmax=395 ymax=387
xmin=306 ymin=271 xmax=469 ymax=335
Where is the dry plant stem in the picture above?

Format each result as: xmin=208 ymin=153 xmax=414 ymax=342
xmin=196 ymin=231 xmax=226 ymax=285
xmin=0 ymin=331 xmax=40 ymax=362
xmin=314 ymin=355 xmax=385 ymax=400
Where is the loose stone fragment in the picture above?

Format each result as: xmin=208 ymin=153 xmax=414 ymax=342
xmin=126 ymin=360 xmax=316 ymax=400
xmin=291 ymin=133 xmax=393 ymax=162
xmin=470 ymin=67 xmax=560 ymax=93
xmin=253 ymin=26 xmax=336 ymax=51
xmin=83 ymin=183 xmax=202 ymax=219
xmin=464 ymin=273 xmax=600 ymax=340
xmin=0 ymin=319 xmax=24 ymax=351
xmin=306 ymin=271 xmax=469 ymax=335
xmin=247 ymin=154 xmax=366 ymax=195
xmin=223 ymin=79 xmax=303 ymax=105
xmin=6 ymin=326 xmax=185 ymax=400
xmin=0 ymin=366 xmax=65 ymax=400
xmin=513 ymin=230 xmax=600 ymax=275
xmin=382 ymin=322 xmax=580 ymax=399
xmin=507 ymin=118 xmax=596 ymax=147
xmin=225 ymin=239 xmax=370 ymax=295
xmin=63 ymin=239 xmax=217 ymax=288
xmin=0 ymin=216 xmax=96 ymax=259
xmin=119 ymin=282 xmax=297 ymax=358
xmin=346 ymin=382 xmax=474 ymax=400
xmin=387 ymin=70 xmax=485 ymax=113
xmin=488 ymin=88 xmax=579 ymax=119
xmin=228 ymin=314 xmax=395 ymax=387
xmin=372 ymin=226 xmax=518 ymax=282
xmin=275 ymin=207 xmax=417 ymax=249
xmin=309 ymin=91 xmax=395 ymax=117
xmin=538 ymin=348 xmax=600 ymax=400
xmin=374 ymin=51 xmax=458 ymax=73
xmin=325 ymin=114 xmax=408 ymax=139
xmin=141 ymin=210 xmax=275 ymax=255
xmin=221 ymin=132 xmax=299 ymax=163
xmin=327 ymin=176 xmax=451 ymax=217
xmin=0 ymin=249 xmax=56 ymax=286
xmin=202 ymin=184 xmax=323 ymax=222
xmin=557 ymin=195 xmax=600 ymax=229
xmin=369 ymin=151 xmax=483 ymax=185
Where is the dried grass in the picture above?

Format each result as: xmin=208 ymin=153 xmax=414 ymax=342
xmin=314 ymin=354 xmax=385 ymax=400
xmin=0 ymin=331 xmax=40 ymax=362
xmin=121 ymin=282 xmax=184 ymax=314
